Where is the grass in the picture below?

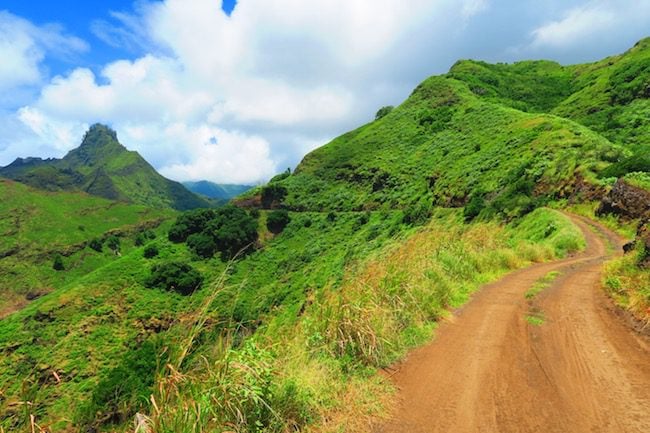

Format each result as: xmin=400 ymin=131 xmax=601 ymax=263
xmin=525 ymin=314 xmax=545 ymax=326
xmin=525 ymin=271 xmax=561 ymax=300
xmin=603 ymin=247 xmax=650 ymax=326
xmin=564 ymin=202 xmax=649 ymax=326
xmin=0 ymin=179 xmax=175 ymax=316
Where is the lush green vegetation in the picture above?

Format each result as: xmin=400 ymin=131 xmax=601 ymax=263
xmin=0 ymin=179 xmax=174 ymax=317
xmin=0 ymin=124 xmax=210 ymax=210
xmin=1 ymin=39 xmax=649 ymax=433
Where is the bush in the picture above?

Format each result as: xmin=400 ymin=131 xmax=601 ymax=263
xmin=402 ymin=201 xmax=432 ymax=226
xmin=52 ymin=254 xmax=64 ymax=271
xmin=89 ymin=238 xmax=103 ymax=252
xmin=261 ymin=184 xmax=287 ymax=208
xmin=78 ymin=340 xmax=163 ymax=428
xmin=187 ymin=233 xmax=217 ymax=258
xmin=267 ymin=210 xmax=291 ymax=234
xmin=143 ymin=245 xmax=159 ymax=259
xmin=106 ymin=235 xmax=121 ymax=252
xmin=168 ymin=209 xmax=217 ymax=243
xmin=269 ymin=168 xmax=291 ymax=183
xmin=375 ymin=105 xmax=394 ymax=120
xmin=145 ymin=261 xmax=203 ymax=296
xmin=168 ymin=206 xmax=258 ymax=260
xmin=134 ymin=233 xmax=146 ymax=246
xmin=464 ymin=195 xmax=486 ymax=222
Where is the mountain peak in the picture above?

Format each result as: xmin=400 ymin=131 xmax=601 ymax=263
xmin=80 ymin=123 xmax=122 ymax=149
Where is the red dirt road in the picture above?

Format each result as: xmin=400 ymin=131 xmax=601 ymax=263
xmin=378 ymin=215 xmax=650 ymax=433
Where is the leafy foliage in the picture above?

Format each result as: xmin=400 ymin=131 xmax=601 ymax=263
xmin=261 ymin=184 xmax=288 ymax=208
xmin=143 ymin=244 xmax=159 ymax=258
xmin=145 ymin=261 xmax=203 ymax=295
xmin=52 ymin=254 xmax=64 ymax=271
xmin=375 ymin=105 xmax=394 ymax=120
xmin=169 ymin=206 xmax=258 ymax=259
xmin=266 ymin=209 xmax=291 ymax=234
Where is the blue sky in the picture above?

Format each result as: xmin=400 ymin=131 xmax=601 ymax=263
xmin=0 ymin=0 xmax=649 ymax=184
xmin=0 ymin=0 xmax=237 ymax=76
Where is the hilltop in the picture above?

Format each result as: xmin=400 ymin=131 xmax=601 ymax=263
xmin=0 ymin=124 xmax=210 ymax=210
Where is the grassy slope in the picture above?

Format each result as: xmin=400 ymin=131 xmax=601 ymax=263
xmin=2 ymin=40 xmax=649 ymax=432
xmin=279 ymin=76 xmax=617 ymax=216
xmin=0 ymin=179 xmax=174 ymax=316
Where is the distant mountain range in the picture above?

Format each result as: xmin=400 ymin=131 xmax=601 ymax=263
xmin=182 ymin=181 xmax=253 ymax=201
xmin=0 ymin=124 xmax=210 ymax=210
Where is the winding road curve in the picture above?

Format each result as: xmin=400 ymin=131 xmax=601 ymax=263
xmin=378 ymin=215 xmax=650 ymax=433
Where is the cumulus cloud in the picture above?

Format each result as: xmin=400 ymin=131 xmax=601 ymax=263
xmin=4 ymin=0 xmax=650 ymax=183
xmin=0 ymin=10 xmax=87 ymax=93
xmin=528 ymin=0 xmax=650 ymax=51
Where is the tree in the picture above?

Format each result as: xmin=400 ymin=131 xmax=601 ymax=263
xmin=186 ymin=233 xmax=217 ymax=258
xmin=145 ymin=262 xmax=203 ymax=296
xmin=168 ymin=209 xmax=216 ymax=243
xmin=143 ymin=245 xmax=159 ymax=259
xmin=375 ymin=105 xmax=394 ymax=120
xmin=266 ymin=210 xmax=290 ymax=234
xmin=53 ymin=254 xmax=65 ymax=271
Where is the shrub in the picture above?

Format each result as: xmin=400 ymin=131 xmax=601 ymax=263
xmin=267 ymin=210 xmax=291 ymax=234
xmin=269 ymin=168 xmax=291 ymax=183
xmin=52 ymin=254 xmax=64 ymax=271
xmin=169 ymin=205 xmax=258 ymax=260
xmin=168 ymin=209 xmax=217 ymax=243
xmin=134 ymin=233 xmax=146 ymax=246
xmin=145 ymin=261 xmax=203 ymax=296
xmin=261 ymin=184 xmax=287 ymax=208
xmin=143 ymin=245 xmax=159 ymax=259
xmin=464 ymin=195 xmax=486 ymax=222
xmin=402 ymin=201 xmax=432 ymax=226
xmin=187 ymin=232 xmax=217 ymax=258
xmin=89 ymin=238 xmax=103 ymax=252
xmin=106 ymin=235 xmax=121 ymax=252
xmin=375 ymin=105 xmax=394 ymax=120
xmin=78 ymin=340 xmax=163 ymax=428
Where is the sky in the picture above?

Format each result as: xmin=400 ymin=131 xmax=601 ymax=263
xmin=0 ymin=0 xmax=649 ymax=185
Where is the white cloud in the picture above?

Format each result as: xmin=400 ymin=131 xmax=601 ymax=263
xmin=462 ymin=0 xmax=490 ymax=19
xmin=0 ymin=11 xmax=87 ymax=93
xmin=5 ymin=0 xmax=650 ymax=184
xmin=529 ymin=1 xmax=650 ymax=50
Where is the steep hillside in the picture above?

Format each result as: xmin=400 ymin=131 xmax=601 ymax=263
xmin=0 ymin=179 xmax=174 ymax=317
xmin=0 ymin=124 xmax=210 ymax=210
xmin=274 ymin=76 xmax=617 ymax=217
xmin=448 ymin=38 xmax=650 ymax=179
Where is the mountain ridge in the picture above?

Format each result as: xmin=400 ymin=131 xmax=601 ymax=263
xmin=0 ymin=124 xmax=210 ymax=210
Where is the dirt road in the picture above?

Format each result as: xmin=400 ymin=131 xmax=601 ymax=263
xmin=378 ymin=215 xmax=650 ymax=433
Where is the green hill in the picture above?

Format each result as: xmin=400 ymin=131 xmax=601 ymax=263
xmin=182 ymin=181 xmax=253 ymax=201
xmin=0 ymin=179 xmax=175 ymax=317
xmin=0 ymin=124 xmax=210 ymax=210
xmin=0 ymin=39 xmax=648 ymax=433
